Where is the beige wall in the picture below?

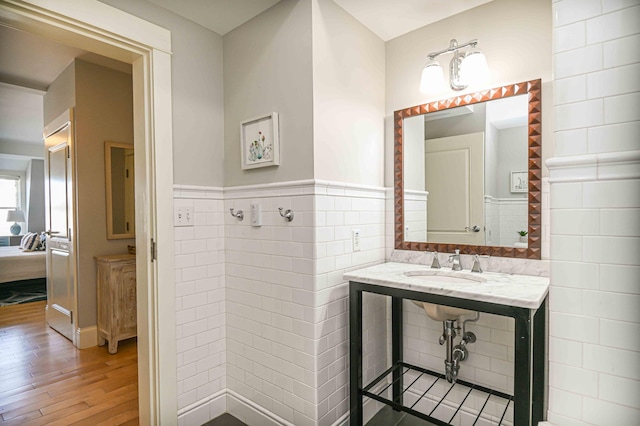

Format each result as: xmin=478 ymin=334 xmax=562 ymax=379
xmin=75 ymin=59 xmax=134 ymax=328
xmin=44 ymin=62 xmax=75 ymax=125
xmin=223 ymin=0 xmax=314 ymax=187
xmin=385 ymin=0 xmax=553 ymax=186
xmin=311 ymin=0 xmax=385 ymax=186
xmin=44 ymin=59 xmax=134 ymax=328
xmin=402 ymin=114 xmax=425 ymax=191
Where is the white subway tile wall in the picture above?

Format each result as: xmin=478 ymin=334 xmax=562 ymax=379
xmin=549 ymin=2 xmax=640 ymax=425
xmin=402 ymin=301 xmax=515 ymax=424
xmin=223 ymin=181 xmax=386 ymax=426
xmin=174 ymin=187 xmax=227 ymax=414
xmin=404 ymin=191 xmax=428 ymax=242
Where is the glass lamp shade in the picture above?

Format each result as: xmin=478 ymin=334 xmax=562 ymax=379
xmin=460 ymin=49 xmax=489 ymax=87
xmin=420 ymin=60 xmax=445 ymax=94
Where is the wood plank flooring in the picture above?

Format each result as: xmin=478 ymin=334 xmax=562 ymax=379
xmin=0 ymin=301 xmax=139 ymax=425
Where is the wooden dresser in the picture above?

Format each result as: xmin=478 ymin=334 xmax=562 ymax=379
xmin=95 ymin=254 xmax=137 ymax=354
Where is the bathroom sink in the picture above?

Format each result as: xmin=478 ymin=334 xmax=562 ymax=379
xmin=404 ymin=270 xmax=487 ymax=284
xmin=405 ymin=271 xmax=485 ymax=321
xmin=415 ymin=302 xmax=475 ymax=321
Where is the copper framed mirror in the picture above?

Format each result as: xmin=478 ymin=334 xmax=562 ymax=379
xmin=394 ymin=79 xmax=541 ymax=259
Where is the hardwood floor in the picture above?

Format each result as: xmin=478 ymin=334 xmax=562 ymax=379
xmin=0 ymin=301 xmax=139 ymax=425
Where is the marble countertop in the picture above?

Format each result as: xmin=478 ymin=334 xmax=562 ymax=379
xmin=344 ymin=262 xmax=550 ymax=309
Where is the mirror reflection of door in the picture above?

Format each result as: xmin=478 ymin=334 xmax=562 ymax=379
xmin=105 ymin=142 xmax=135 ymax=239
xmin=402 ymin=95 xmax=529 ymax=248
xmin=425 ymin=133 xmax=484 ymax=246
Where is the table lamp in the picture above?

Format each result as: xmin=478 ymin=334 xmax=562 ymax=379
xmin=6 ymin=209 xmax=25 ymax=235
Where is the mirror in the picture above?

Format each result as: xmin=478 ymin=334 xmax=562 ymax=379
xmin=105 ymin=141 xmax=135 ymax=240
xmin=395 ymin=80 xmax=541 ymax=259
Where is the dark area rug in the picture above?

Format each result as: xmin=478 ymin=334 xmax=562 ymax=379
xmin=0 ymin=278 xmax=47 ymax=306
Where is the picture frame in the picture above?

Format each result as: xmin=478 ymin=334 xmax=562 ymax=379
xmin=240 ymin=112 xmax=280 ymax=170
xmin=510 ymin=171 xmax=528 ymax=193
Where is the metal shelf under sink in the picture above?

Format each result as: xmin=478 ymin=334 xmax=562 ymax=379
xmin=363 ymin=362 xmax=513 ymax=426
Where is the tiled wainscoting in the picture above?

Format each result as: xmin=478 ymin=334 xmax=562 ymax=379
xmin=546 ymin=152 xmax=640 ymax=425
xmin=174 ymin=181 xmax=387 ymax=426
xmin=174 ymin=186 xmax=227 ymax=425
xmin=548 ymin=0 xmax=640 ymax=424
xmin=484 ymin=197 xmax=529 ymax=247
xmin=403 ymin=190 xmax=428 ymax=242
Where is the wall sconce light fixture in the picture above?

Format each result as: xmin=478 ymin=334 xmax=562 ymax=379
xmin=420 ymin=39 xmax=489 ymax=93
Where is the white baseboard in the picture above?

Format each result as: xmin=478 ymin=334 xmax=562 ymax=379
xmin=177 ymin=389 xmax=292 ymax=426
xmin=177 ymin=383 xmax=387 ymax=426
xmin=226 ymin=390 xmax=294 ymax=426
xmin=74 ymin=325 xmax=97 ymax=349
xmin=177 ymin=390 xmax=226 ymax=426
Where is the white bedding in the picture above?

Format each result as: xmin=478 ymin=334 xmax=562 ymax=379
xmin=0 ymin=246 xmax=46 ymax=284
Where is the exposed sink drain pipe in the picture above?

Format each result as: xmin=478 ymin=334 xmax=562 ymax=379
xmin=439 ymin=312 xmax=479 ymax=383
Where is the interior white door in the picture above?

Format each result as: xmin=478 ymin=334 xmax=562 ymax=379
xmin=44 ymin=116 xmax=75 ymax=341
xmin=425 ymin=132 xmax=484 ymax=245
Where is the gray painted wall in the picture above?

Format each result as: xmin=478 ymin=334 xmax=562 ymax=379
xmin=223 ymin=0 xmax=314 ymax=187
xmin=26 ymin=159 xmax=45 ymax=232
xmin=99 ymin=0 xmax=225 ymax=187
xmin=496 ymin=126 xmax=528 ymax=199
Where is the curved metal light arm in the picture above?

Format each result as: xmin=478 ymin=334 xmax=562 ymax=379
xmin=427 ymin=39 xmax=478 ymax=60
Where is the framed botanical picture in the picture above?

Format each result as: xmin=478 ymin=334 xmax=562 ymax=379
xmin=510 ymin=171 xmax=528 ymax=193
xmin=240 ymin=112 xmax=280 ymax=170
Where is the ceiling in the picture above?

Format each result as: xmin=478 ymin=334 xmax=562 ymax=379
xmin=0 ymin=0 xmax=492 ymax=163
xmin=147 ymin=0 xmax=493 ymax=41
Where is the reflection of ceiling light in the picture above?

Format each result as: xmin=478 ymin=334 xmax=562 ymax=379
xmin=420 ymin=39 xmax=489 ymax=93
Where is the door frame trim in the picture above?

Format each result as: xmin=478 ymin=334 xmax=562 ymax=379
xmin=0 ymin=0 xmax=176 ymax=423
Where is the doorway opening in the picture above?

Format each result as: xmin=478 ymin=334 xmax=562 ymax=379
xmin=0 ymin=1 xmax=176 ymax=422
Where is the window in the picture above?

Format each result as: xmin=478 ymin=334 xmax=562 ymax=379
xmin=0 ymin=176 xmax=21 ymax=235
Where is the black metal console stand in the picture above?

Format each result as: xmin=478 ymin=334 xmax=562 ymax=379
xmin=349 ymin=281 xmax=546 ymax=426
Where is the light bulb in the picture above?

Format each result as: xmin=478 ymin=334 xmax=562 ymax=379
xmin=420 ymin=60 xmax=445 ymax=94
xmin=460 ymin=49 xmax=489 ymax=87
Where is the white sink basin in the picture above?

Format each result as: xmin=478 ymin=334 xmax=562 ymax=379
xmin=406 ymin=271 xmax=484 ymax=321
xmin=415 ymin=302 xmax=475 ymax=321
xmin=404 ymin=270 xmax=487 ymax=283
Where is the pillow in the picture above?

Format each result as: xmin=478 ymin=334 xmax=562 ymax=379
xmin=22 ymin=232 xmax=41 ymax=252
xmin=38 ymin=232 xmax=47 ymax=250
xmin=20 ymin=232 xmax=34 ymax=248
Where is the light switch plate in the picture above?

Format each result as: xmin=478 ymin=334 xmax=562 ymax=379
xmin=174 ymin=206 xmax=193 ymax=226
xmin=353 ymin=229 xmax=361 ymax=252
xmin=250 ymin=203 xmax=262 ymax=227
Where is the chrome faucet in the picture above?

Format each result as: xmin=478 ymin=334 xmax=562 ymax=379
xmin=448 ymin=249 xmax=462 ymax=271
xmin=471 ymin=254 xmax=483 ymax=273
xmin=430 ymin=251 xmax=441 ymax=269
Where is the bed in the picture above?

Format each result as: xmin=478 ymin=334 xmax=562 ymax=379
xmin=0 ymin=246 xmax=46 ymax=284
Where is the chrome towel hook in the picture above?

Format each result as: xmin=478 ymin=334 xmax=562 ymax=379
xmin=278 ymin=207 xmax=294 ymax=222
xmin=229 ymin=208 xmax=244 ymax=221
